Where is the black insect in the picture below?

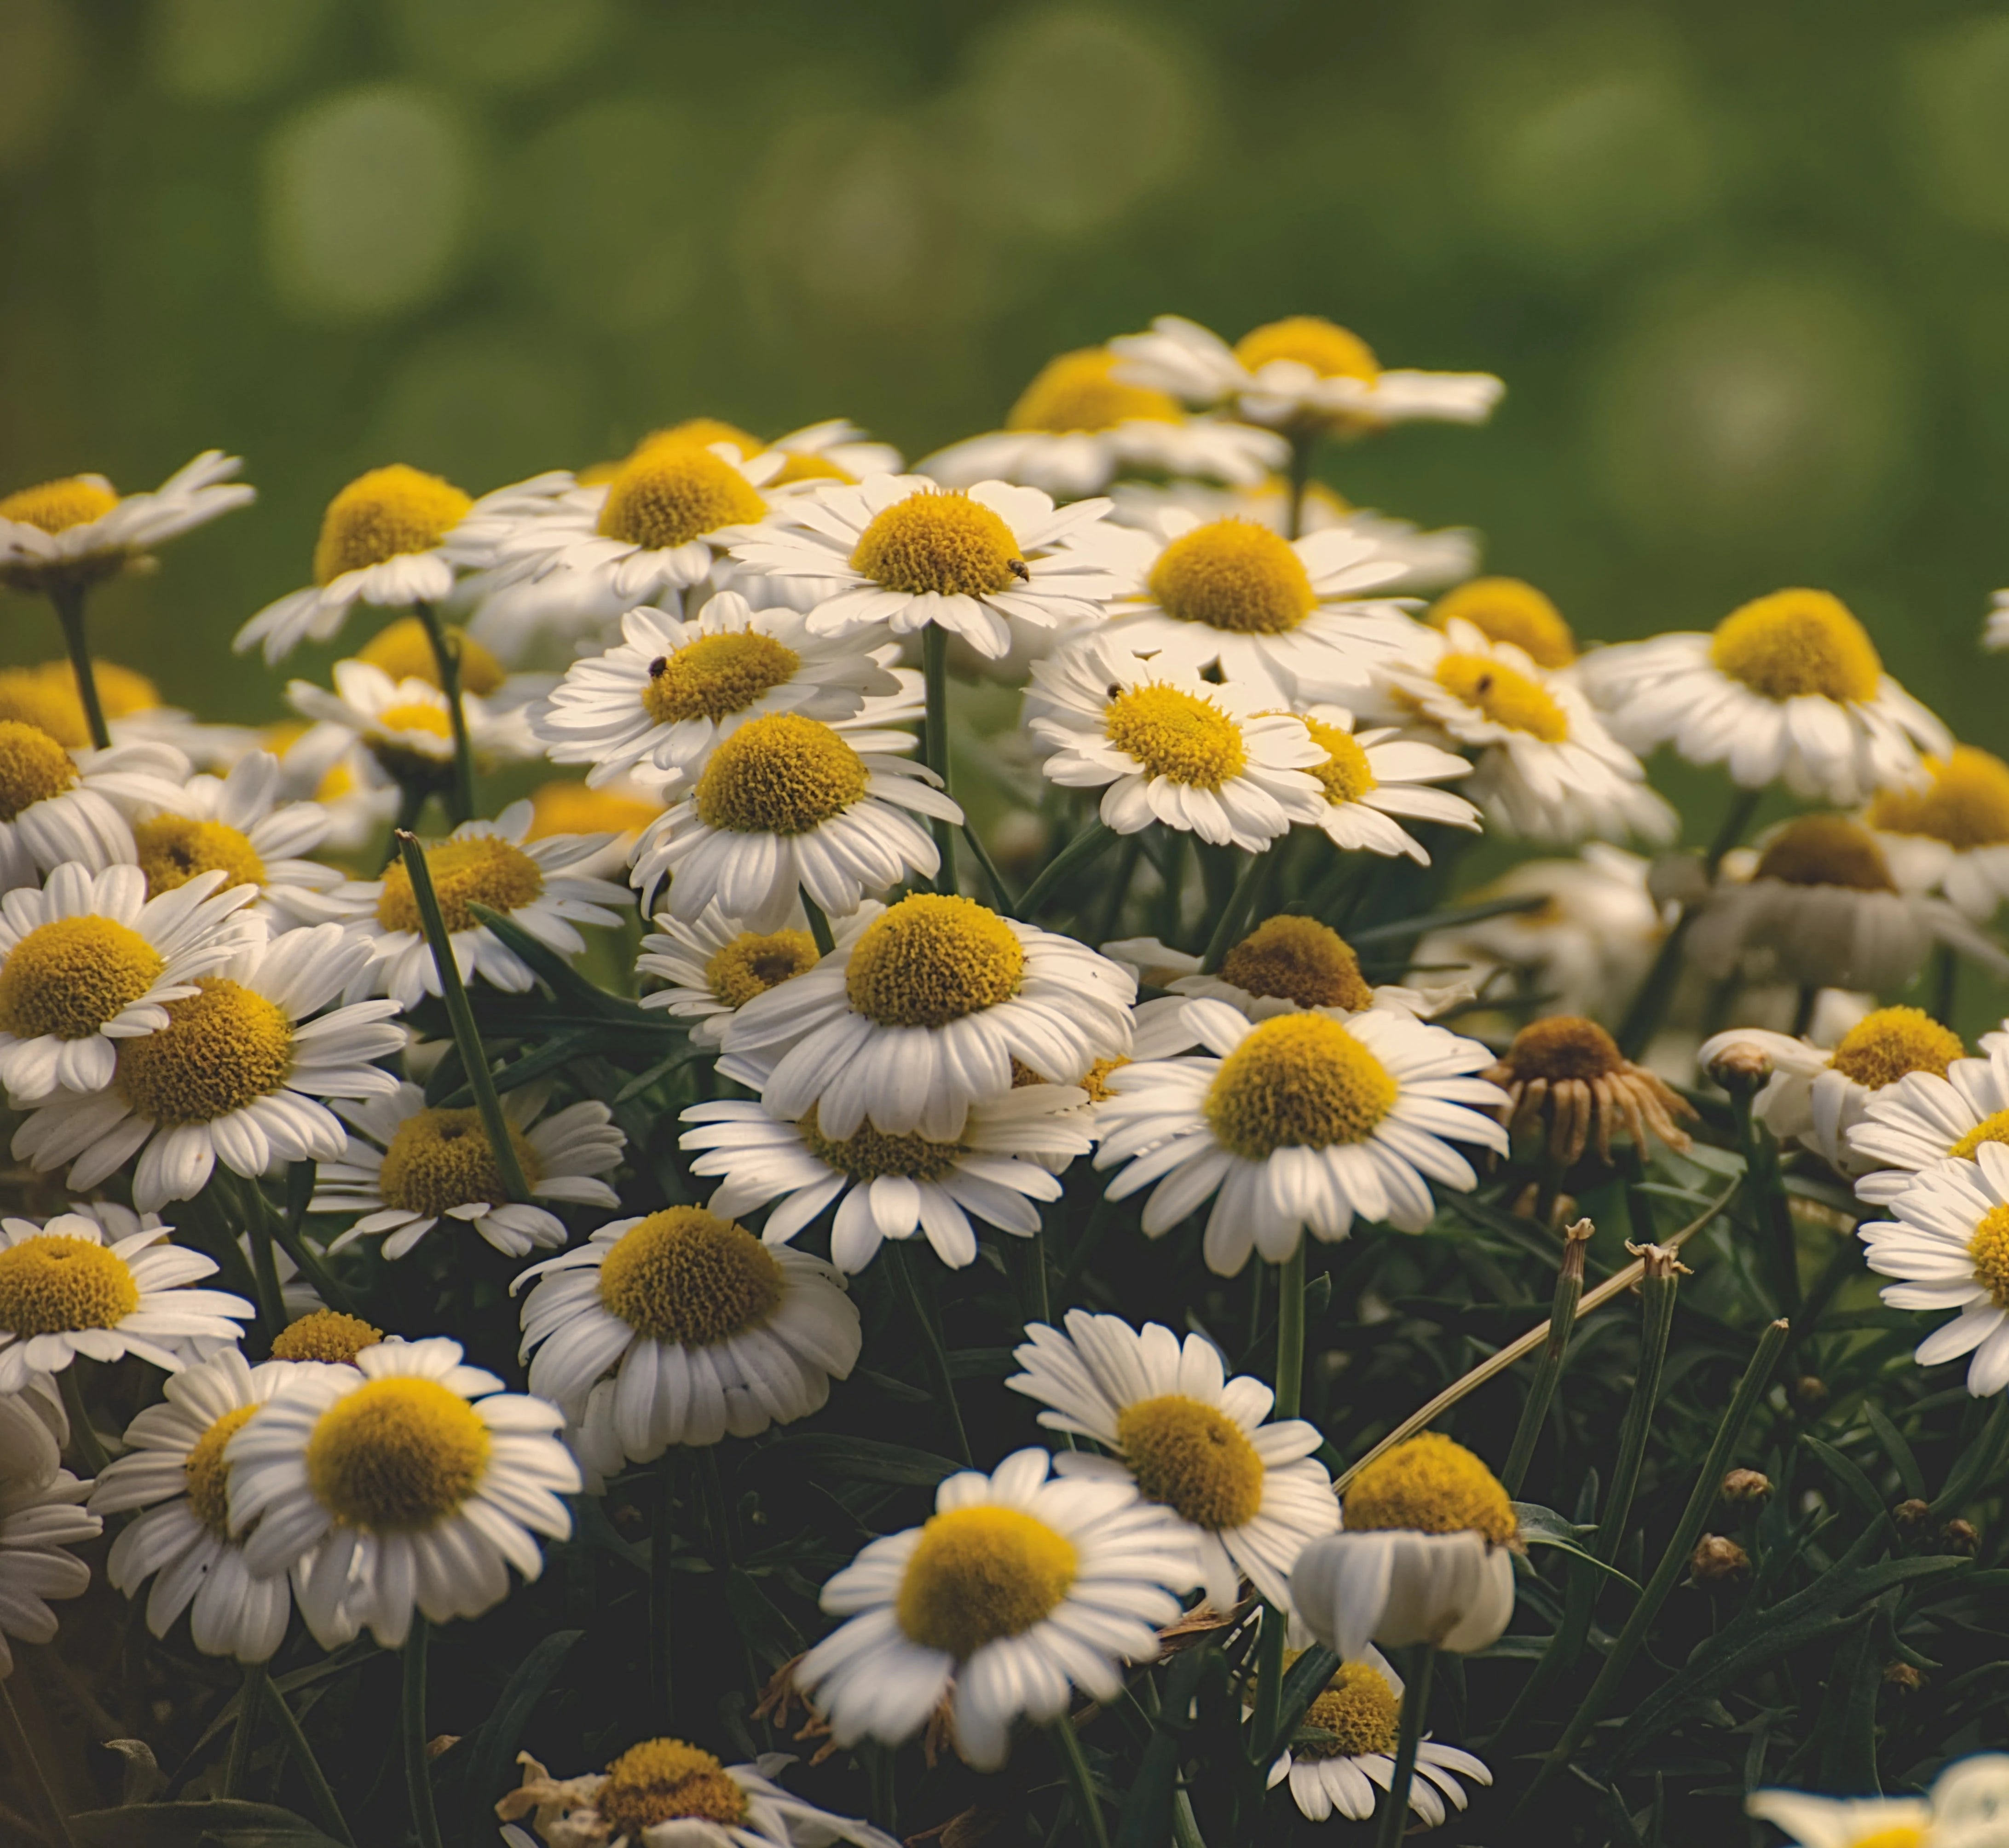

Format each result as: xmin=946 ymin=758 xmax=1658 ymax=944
xmin=1006 ymin=557 xmax=1031 ymax=581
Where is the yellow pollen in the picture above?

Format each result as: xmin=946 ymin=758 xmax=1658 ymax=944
xmin=1969 ymin=1204 xmax=2009 ymax=1310
xmin=376 ymin=1108 xmax=542 ymax=1217
xmin=1868 ymin=746 xmax=2009 ymax=851
xmin=526 ymin=780 xmax=659 ymax=839
xmin=357 ymin=616 xmax=507 ymax=698
xmin=1826 ymin=1007 xmax=1962 ymax=1091
xmin=134 ymin=815 xmax=266 ymax=898
xmin=1846 ymin=1834 xmax=1925 ymax=1848
xmin=116 ymin=978 xmax=294 ymax=1126
xmin=1205 ymin=1012 xmax=1396 ymax=1159
xmin=1949 ymin=1109 xmax=2009 ymax=1162
xmin=1303 ymin=717 xmax=1376 ymax=806
xmin=376 ymin=837 xmax=545 ymax=935
xmin=1146 ymin=519 xmax=1316 ymax=636
xmin=1342 ymin=1431 xmax=1516 ymax=1543
xmin=306 ymin=1376 xmax=491 ymax=1531
xmin=1754 ymin=816 xmax=1895 ymax=892
xmin=0 ymin=475 xmax=120 ymax=534
xmin=0 ymin=1234 xmax=139 ymax=1337
xmin=1218 ymin=915 xmax=1373 ymax=1011
xmin=1116 ymin=1394 xmax=1264 ymax=1530
xmin=691 ymin=713 xmax=868 ymax=836
xmin=895 ymin=1505 xmax=1079 ymax=1660
xmin=596 ymin=1738 xmax=748 ymax=1832
xmin=0 ymin=720 xmax=80 ymax=821
xmin=0 ymin=663 xmax=157 ymax=750
xmin=1233 ymin=317 xmax=1380 ymax=382
xmin=844 ymin=894 xmax=1027 ymax=1029
xmin=597 ymin=445 xmax=765 ymax=552
xmin=312 ymin=466 xmax=471 ymax=585
xmin=1433 ymin=651 xmax=1569 ymax=742
xmin=1709 ymin=589 xmax=1882 ymax=704
xmin=271 ymin=1309 xmax=384 ymax=1365
xmin=704 ymin=929 xmax=820 ymax=1009
xmin=643 ymin=631 xmax=802 ymax=727
xmin=1429 ymin=577 xmax=1576 ymax=669
xmin=850 ymin=488 xmax=1022 ymax=597
xmin=1501 ymin=1015 xmax=1623 ymax=1083
xmin=597 ymin=1207 xmax=784 ymax=1345
xmin=1297 ymin=1661 xmax=1402 ymax=1760
xmin=184 ymin=1404 xmax=260 ymax=1542
xmin=1080 ymin=1056 xmax=1128 ymax=1103
xmin=634 ymin=418 xmax=764 ymax=460
xmin=0 ymin=916 xmax=165 ymax=1042
xmin=1005 ymin=348 xmax=1181 ymax=433
xmin=770 ymin=452 xmax=855 ymax=486
xmin=799 ymin=1103 xmax=964 ymax=1184
xmin=1103 ymin=683 xmax=1248 ymax=789
xmin=373 ymin=700 xmax=453 ymax=745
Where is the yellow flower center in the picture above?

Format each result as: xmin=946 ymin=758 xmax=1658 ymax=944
xmin=1342 ymin=1431 xmax=1517 ymax=1543
xmin=850 ymin=488 xmax=1022 ymax=597
xmin=1297 ymin=1661 xmax=1402 ymax=1759
xmin=798 ymin=1103 xmax=966 ymax=1184
xmin=690 ymin=713 xmax=869 ymax=836
xmin=1217 ymin=915 xmax=1373 ymax=1011
xmin=596 ymin=445 xmax=766 ymax=552
xmin=1969 ymin=1203 xmax=2009 ymax=1310
xmin=376 ymin=1108 xmax=543 ymax=1217
xmin=596 ymin=1738 xmax=748 ymax=1833
xmin=1005 ymin=348 xmax=1182 ymax=433
xmin=1709 ymin=588 xmax=1882 ymax=705
xmin=1103 ymin=683 xmax=1248 ymax=789
xmin=372 ymin=700 xmax=454 ymax=746
xmin=305 ymin=1376 xmax=491 ymax=1532
xmin=184 ymin=1403 xmax=260 ymax=1542
xmin=0 ymin=476 xmax=120 ymax=534
xmin=357 ymin=616 xmax=507 ymax=698
xmin=1233 ymin=317 xmax=1380 ymax=382
xmin=0 ymin=1234 xmax=139 ymax=1337
xmin=642 ymin=631 xmax=802 ymax=727
xmin=0 ymin=661 xmax=160 ymax=751
xmin=375 ymin=837 xmax=546 ymax=934
xmin=1080 ymin=1055 xmax=1128 ymax=1103
xmin=1753 ymin=815 xmax=1896 ymax=892
xmin=770 ymin=451 xmax=855 ymax=486
xmin=0 ymin=916 xmax=165 ymax=1041
xmin=526 ymin=780 xmax=660 ymax=839
xmin=1849 ymin=1833 xmax=1926 ymax=1848
xmin=596 ymin=1207 xmax=785 ymax=1346
xmin=895 ymin=1505 xmax=1079 ymax=1660
xmin=1949 ymin=1109 xmax=2009 ymax=1162
xmin=312 ymin=465 xmax=472 ymax=585
xmin=133 ymin=816 xmax=267 ymax=898
xmin=844 ymin=894 xmax=1027 ymax=1028
xmin=1432 ymin=652 xmax=1569 ymax=742
xmin=0 ymin=720 xmax=80 ymax=822
xmin=1204 ymin=1012 xmax=1397 ymax=1160
xmin=1115 ymin=1394 xmax=1264 ymax=1530
xmin=1826 ymin=1007 xmax=1962 ymax=1091
xmin=704 ymin=928 xmax=820 ymax=1009
xmin=1303 ymin=717 xmax=1377 ymax=806
xmin=1429 ymin=577 xmax=1576 ymax=669
xmin=1502 ymin=1014 xmax=1623 ymax=1083
xmin=116 ymin=977 xmax=295 ymax=1126
xmin=1146 ymin=519 xmax=1316 ymax=636
xmin=635 ymin=418 xmax=765 ymax=460
xmin=1867 ymin=746 xmax=2009 ymax=852
xmin=271 ymin=1309 xmax=384 ymax=1365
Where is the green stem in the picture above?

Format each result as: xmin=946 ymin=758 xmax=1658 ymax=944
xmin=48 ymin=583 xmax=110 ymax=751
xmin=1199 ymin=848 xmax=1270 ymax=973
xmin=1154 ymin=828 xmax=1188 ymax=944
xmin=383 ymin=780 xmax=430 ymax=871
xmin=1934 ymin=941 xmax=1958 ymax=1028
xmin=267 ymin=1163 xmax=361 ymax=1319
xmin=237 ymin=1176 xmax=285 ymax=1347
xmin=960 ymin=820 xmax=1018 ymax=912
xmin=1057 ymin=1191 xmax=1117 ymax=1303
xmin=1501 ymin=1221 xmax=1592 ymax=1497
xmin=652 ymin=1450 xmax=678 ymax=1733
xmin=262 ymin=1674 xmax=355 ymax=1846
xmin=802 ymin=890 xmax=835 ymax=957
xmin=1051 ymin=1716 xmax=1112 ymax=1848
xmin=1091 ymin=833 xmax=1144 ymax=948
xmin=1284 ymin=433 xmax=1316 ymax=543
xmin=1247 ymin=1245 xmax=1307 ymax=1799
xmin=412 ymin=600 xmax=475 ymax=826
xmin=223 ymin=1661 xmax=267 ymax=1798
xmin=922 ymin=624 xmax=957 ymax=897
xmin=1375 ymin=1646 xmax=1434 ymax=1848
xmin=1015 ymin=819 xmax=1116 ymax=920
xmin=891 ymin=1243 xmax=970 ymax=1464
xmin=0 ymin=1677 xmax=77 ymax=1848
xmin=402 ymin=1617 xmax=445 ymax=1848
xmin=1730 ymin=1073 xmax=1801 ymax=1317
xmin=701 ymin=1447 xmax=734 ymax=1570
xmin=56 ymin=1365 xmax=108 ymax=1477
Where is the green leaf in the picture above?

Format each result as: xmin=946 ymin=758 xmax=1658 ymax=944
xmin=70 ymin=1801 xmax=347 ymax=1848
xmin=1116 ymin=1646 xmax=1211 ymax=1848
xmin=453 ymin=1626 xmax=582 ymax=1844
xmin=613 ymin=1043 xmax=710 ymax=1103
xmin=725 ymin=1565 xmax=807 ymax=1664
xmin=749 ymin=1432 xmax=960 ymax=1487
xmin=1802 ymin=1436 xmax=1890 ymax=1525
xmin=1813 ymin=1600 xmax=1886 ymax=1795
xmin=467 ymin=901 xmax=626 ymax=1011
xmin=1345 ymin=893 xmax=1547 ymax=945
xmin=1511 ymin=1502 xmax=1643 ymax=1589
xmin=1263 ymin=1644 xmax=1340 ymax=1762
xmin=433 ymin=1028 xmax=607 ymax=1109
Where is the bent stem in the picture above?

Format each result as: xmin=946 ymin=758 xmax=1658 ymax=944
xmin=48 ymin=583 xmax=110 ymax=751
xmin=403 ymin=1617 xmax=445 ymax=1848
xmin=1500 ymin=1220 xmax=1593 ymax=1497
xmin=1375 ymin=1645 xmax=1434 ymax=1848
xmin=412 ymin=600 xmax=475 ymax=825
xmin=891 ymin=1242 xmax=971 ymax=1464
xmin=0 ymin=1676 xmax=77 ymax=1848
xmin=223 ymin=1660 xmax=267 ymax=1798
xmin=263 ymin=1672 xmax=354 ymax=1846
xmin=1051 ymin=1715 xmax=1113 ymax=1848
xmin=922 ymin=624 xmax=957 ymax=897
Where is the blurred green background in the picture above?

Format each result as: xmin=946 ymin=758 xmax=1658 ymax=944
xmin=7 ymin=0 xmax=2009 ymax=750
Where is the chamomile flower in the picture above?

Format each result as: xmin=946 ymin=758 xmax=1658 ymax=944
xmin=227 ymin=1335 xmax=579 ymax=1648
xmin=12 ymin=922 xmax=405 ymax=1211
xmin=766 ymin=416 xmax=905 ymax=486
xmin=1425 ymin=576 xmax=1577 ymax=670
xmin=264 ymin=720 xmax=401 ymax=854
xmin=286 ymin=660 xmax=538 ymax=784
xmin=0 ymin=1465 xmax=100 ymax=1676
xmin=312 ymin=1080 xmax=624 ymax=1260
xmin=1847 ymin=1038 xmax=2009 ymax=1205
xmin=0 ymin=1210 xmax=252 ymax=1394
xmin=720 ymin=893 xmax=1134 ymax=1140
xmin=1580 ymin=589 xmax=1949 ymax=804
xmin=514 ymin=1207 xmax=861 ymax=1454
xmin=0 ymin=451 xmax=254 ymax=597
xmin=1865 ymin=745 xmax=2009 ymax=921
xmin=1008 ymin=1311 xmax=1336 ymax=1611
xmin=796 ymin=1448 xmax=1199 ymax=1771
xmin=1095 ymin=999 xmax=1507 ymax=1275
xmin=681 ymin=1084 xmax=1092 ymax=1272
xmin=0 ymin=723 xmax=192 ymax=890
xmin=1745 ymin=1789 xmax=1932 ymax=1848
xmin=1294 ymin=702 xmax=1480 ymax=861
xmin=0 ymin=658 xmax=173 ymax=751
xmin=638 ymin=904 xmax=820 ymax=1046
xmin=1484 ymin=1015 xmax=1694 ymax=1166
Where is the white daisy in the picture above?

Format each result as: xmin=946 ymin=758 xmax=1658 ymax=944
xmin=312 ymin=1080 xmax=624 ymax=1260
xmin=1294 ymin=701 xmax=1480 ymax=861
xmin=0 ymin=860 xmax=261 ymax=1102
xmin=0 ymin=723 xmax=193 ymax=891
xmin=0 ymin=1464 xmax=100 ymax=1676
xmin=766 ymin=416 xmax=905 ymax=487
xmin=1865 ymin=744 xmax=2009 ymax=921
xmin=1095 ymin=998 xmax=1508 ymax=1275
xmin=285 ymin=659 xmax=539 ymax=784
xmin=227 ymin=1334 xmax=578 ymax=1648
xmin=637 ymin=903 xmax=820 ymax=1047
xmin=514 ymin=1206 xmax=862 ymax=1455
xmin=0 ymin=657 xmax=181 ymax=752
xmin=0 ymin=1374 xmax=67 ymax=1490
xmin=1580 ymin=589 xmax=1949 ymax=805
xmin=265 ymin=719 xmax=401 ymax=855
xmin=1848 ymin=1037 xmax=2009 ymax=1204
xmin=681 ymin=1084 xmax=1092 ymax=1273
xmin=0 ymin=451 xmax=254 ymax=597
xmin=795 ymin=1447 xmax=1200 ymax=1771
xmin=1745 ymin=1789 xmax=1933 ymax=1848
xmin=719 ymin=892 xmax=1134 ymax=1140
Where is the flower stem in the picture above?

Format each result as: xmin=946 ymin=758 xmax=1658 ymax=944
xmin=1199 ymin=847 xmax=1270 ymax=973
xmin=1015 ymin=818 xmax=1116 ymax=921
xmin=235 ymin=1175 xmax=286 ymax=1347
xmin=56 ymin=1364 xmax=108 ymax=1477
xmin=891 ymin=1242 xmax=970 ymax=1464
xmin=383 ymin=780 xmax=430 ymax=871
xmin=652 ymin=1449 xmax=678 ymax=1734
xmin=263 ymin=1672 xmax=354 ymax=1846
xmin=922 ymin=624 xmax=957 ymax=897
xmin=1500 ymin=1219 xmax=1593 ymax=1497
xmin=1284 ymin=434 xmax=1317 ymax=543
xmin=223 ymin=1660 xmax=267 ymax=1798
xmin=1247 ymin=1243 xmax=1307 ymax=1810
xmin=412 ymin=600 xmax=475 ymax=825
xmin=0 ymin=1676 xmax=77 ymax=1848
xmin=961 ymin=820 xmax=1018 ymax=912
xmin=1374 ymin=1644 xmax=1434 ymax=1848
xmin=48 ymin=583 xmax=110 ymax=751
xmin=269 ymin=1161 xmax=362 ymax=1319
xmin=1728 ymin=1066 xmax=1801 ymax=1317
xmin=402 ymin=1617 xmax=445 ymax=1848
xmin=802 ymin=889 xmax=835 ymax=957
xmin=1051 ymin=1716 xmax=1113 ymax=1848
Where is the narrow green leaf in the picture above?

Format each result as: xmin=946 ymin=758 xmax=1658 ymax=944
xmin=1116 ymin=1646 xmax=1210 ymax=1848
xmin=70 ymin=1801 xmax=347 ymax=1848
xmin=749 ymin=1432 xmax=960 ymax=1487
xmin=468 ymin=901 xmax=625 ymax=1010
xmin=455 ymin=1627 xmax=582 ymax=1845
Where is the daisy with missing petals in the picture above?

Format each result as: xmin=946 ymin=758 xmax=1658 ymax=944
xmin=0 ymin=452 xmax=253 ymax=597
xmin=720 ymin=893 xmax=1135 ymax=1140
xmin=1484 ymin=1016 xmax=1694 ymax=1166
xmin=1866 ymin=744 xmax=2009 ymax=922
xmin=1095 ymin=999 xmax=1507 ymax=1275
xmin=1848 ymin=1037 xmax=2009 ymax=1204
xmin=0 ymin=723 xmax=195 ymax=889
xmin=638 ymin=903 xmax=820 ymax=1046
xmin=1295 ymin=701 xmax=1480 ymax=862
xmin=1581 ymin=588 xmax=1949 ymax=804
xmin=795 ymin=1447 xmax=1199 ymax=1771
xmin=1008 ymin=1311 xmax=1336 ymax=1611
xmin=228 ymin=1335 xmax=578 ymax=1648
xmin=0 ymin=1462 xmax=100 ymax=1675
xmin=286 ymin=660 xmax=537 ymax=784
xmin=514 ymin=1207 xmax=861 ymax=1455
xmin=681 ymin=1084 xmax=1092 ymax=1272
xmin=312 ymin=1080 xmax=624 ymax=1260
xmin=12 ymin=923 xmax=405 ymax=1211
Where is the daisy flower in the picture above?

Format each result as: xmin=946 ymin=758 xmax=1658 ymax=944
xmin=1580 ymin=588 xmax=1949 ymax=805
xmin=719 ymin=893 xmax=1135 ymax=1140
xmin=765 ymin=416 xmax=904 ymax=487
xmin=727 ymin=474 xmax=1124 ymax=660
xmin=1745 ymin=1789 xmax=1932 ymax=1848
xmin=681 ymin=1084 xmax=1092 ymax=1273
xmin=227 ymin=1335 xmax=579 ymax=1648
xmin=286 ymin=659 xmax=539 ymax=785
xmin=795 ymin=1447 xmax=1199 ymax=1771
xmin=312 ymin=1080 xmax=624 ymax=1260
xmin=0 ymin=657 xmax=174 ymax=751
xmin=265 ymin=719 xmax=401 ymax=854
xmin=1095 ymin=999 xmax=1508 ymax=1275
xmin=1294 ymin=701 xmax=1480 ymax=861
xmin=1008 ymin=1311 xmax=1336 ymax=1611
xmin=0 ymin=1209 xmax=252 ymax=1394
xmin=0 ymin=1464 xmax=100 ymax=1675
xmin=1865 ymin=744 xmax=2009 ymax=921
xmin=1483 ymin=1015 xmax=1694 ymax=1165
xmin=0 ymin=860 xmax=260 ymax=1101
xmin=514 ymin=1206 xmax=862 ymax=1455
xmin=0 ymin=451 xmax=254 ymax=597
xmin=0 ymin=722 xmax=193 ymax=890
xmin=1848 ymin=1037 xmax=2009 ymax=1205
xmin=1425 ymin=575 xmax=1576 ymax=670
xmin=638 ymin=903 xmax=821 ymax=1047
xmin=12 ymin=922 xmax=405 ymax=1211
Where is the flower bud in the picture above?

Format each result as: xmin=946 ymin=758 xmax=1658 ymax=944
xmin=1941 ymin=1519 xmax=1980 ymax=1555
xmin=1882 ymin=1662 xmax=1923 ymax=1693
xmin=1706 ymin=1039 xmax=1773 ymax=1089
xmin=1790 ymin=1374 xmax=1829 ymax=1416
xmin=1720 ymin=1468 xmax=1772 ymax=1505
xmin=1689 ymin=1533 xmax=1750 ymax=1585
xmin=1893 ymin=1497 xmax=1931 ymax=1531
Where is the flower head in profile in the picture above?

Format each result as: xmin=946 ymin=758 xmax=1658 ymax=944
xmin=637 ymin=903 xmax=821 ymax=1047
xmin=285 ymin=659 xmax=539 ymax=790
xmin=1744 ymin=1786 xmax=1931 ymax=1848
xmin=1847 ymin=1034 xmax=2009 ymax=1205
xmin=0 ymin=1459 xmax=99 ymax=1676
xmin=1866 ymin=744 xmax=2009 ymax=922
xmin=1425 ymin=576 xmax=1576 ymax=670
xmin=0 ymin=452 xmax=254 ymax=597
xmin=0 ymin=721 xmax=192 ymax=892
xmin=1484 ymin=1014 xmax=1694 ymax=1166
xmin=1293 ymin=701 xmax=1480 ymax=862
